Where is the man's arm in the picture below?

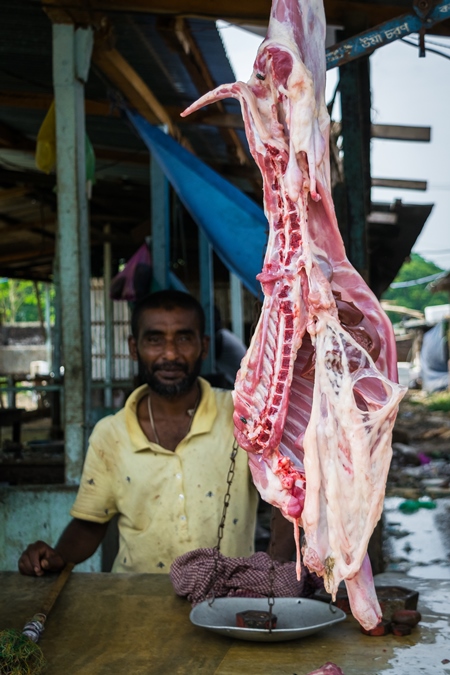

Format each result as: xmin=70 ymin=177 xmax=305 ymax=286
xmin=18 ymin=518 xmax=109 ymax=576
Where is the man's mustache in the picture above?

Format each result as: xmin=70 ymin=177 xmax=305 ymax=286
xmin=152 ymin=362 xmax=188 ymax=374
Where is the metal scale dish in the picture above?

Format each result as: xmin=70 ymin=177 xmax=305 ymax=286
xmin=190 ymin=596 xmax=346 ymax=642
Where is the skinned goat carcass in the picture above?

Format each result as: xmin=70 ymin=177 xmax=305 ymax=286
xmin=182 ymin=0 xmax=406 ymax=630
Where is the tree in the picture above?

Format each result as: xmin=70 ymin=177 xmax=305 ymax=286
xmin=0 ymin=279 xmax=54 ymax=324
xmin=382 ymin=254 xmax=448 ymax=323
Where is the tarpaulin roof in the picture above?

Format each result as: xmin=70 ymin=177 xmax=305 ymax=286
xmin=127 ymin=109 xmax=268 ymax=297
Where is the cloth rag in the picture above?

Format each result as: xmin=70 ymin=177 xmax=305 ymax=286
xmin=170 ymin=548 xmax=324 ymax=605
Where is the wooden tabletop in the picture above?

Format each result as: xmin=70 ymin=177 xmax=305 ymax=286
xmin=0 ymin=571 xmax=449 ymax=675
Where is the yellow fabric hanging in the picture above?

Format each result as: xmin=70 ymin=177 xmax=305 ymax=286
xmin=35 ymin=101 xmax=96 ymax=187
xmin=35 ymin=100 xmax=56 ymax=174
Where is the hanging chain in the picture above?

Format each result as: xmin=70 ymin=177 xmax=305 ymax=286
xmin=207 ymin=439 xmax=239 ymax=606
xmin=205 ymin=439 xmax=278 ymax=632
xmin=216 ymin=439 xmax=238 ymax=553
xmin=267 ymin=555 xmax=276 ymax=632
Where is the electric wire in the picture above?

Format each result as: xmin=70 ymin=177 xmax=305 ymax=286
xmin=401 ymin=38 xmax=450 ymax=61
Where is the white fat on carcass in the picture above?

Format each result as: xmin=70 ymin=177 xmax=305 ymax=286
xmin=181 ymin=0 xmax=406 ymax=631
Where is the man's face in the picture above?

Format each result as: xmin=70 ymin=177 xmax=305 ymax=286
xmin=128 ymin=306 xmax=209 ymax=398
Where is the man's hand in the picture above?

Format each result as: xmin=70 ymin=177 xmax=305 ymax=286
xmin=18 ymin=540 xmax=65 ymax=576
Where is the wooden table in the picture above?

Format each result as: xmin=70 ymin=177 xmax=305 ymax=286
xmin=1 ymin=572 xmax=449 ymax=674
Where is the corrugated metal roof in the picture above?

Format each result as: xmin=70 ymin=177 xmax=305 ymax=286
xmin=0 ymin=1 xmax=255 ymax=280
xmin=0 ymin=0 xmax=438 ymax=287
xmin=0 ymin=2 xmax=250 ymax=173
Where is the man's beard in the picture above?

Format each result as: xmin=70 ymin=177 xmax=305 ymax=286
xmin=137 ymin=354 xmax=203 ymax=398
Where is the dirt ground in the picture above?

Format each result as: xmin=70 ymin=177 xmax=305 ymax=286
xmin=383 ymin=390 xmax=450 ymax=580
xmin=389 ymin=390 xmax=450 ymax=499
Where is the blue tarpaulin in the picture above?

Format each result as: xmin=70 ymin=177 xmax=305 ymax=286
xmin=126 ymin=110 xmax=268 ymax=297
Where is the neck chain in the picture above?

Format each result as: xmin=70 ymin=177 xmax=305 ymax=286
xmin=147 ymin=391 xmax=200 ymax=446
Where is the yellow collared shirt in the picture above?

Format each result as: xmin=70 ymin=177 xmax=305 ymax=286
xmin=70 ymin=378 xmax=258 ymax=573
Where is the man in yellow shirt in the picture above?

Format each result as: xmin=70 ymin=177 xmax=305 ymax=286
xmin=18 ymin=290 xmax=259 ymax=575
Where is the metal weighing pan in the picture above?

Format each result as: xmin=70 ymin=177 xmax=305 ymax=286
xmin=190 ymin=596 xmax=346 ymax=642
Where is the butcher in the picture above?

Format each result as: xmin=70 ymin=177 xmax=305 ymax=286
xmin=18 ymin=290 xmax=261 ymax=575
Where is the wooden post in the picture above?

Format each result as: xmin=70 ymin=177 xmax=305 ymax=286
xmin=53 ymin=24 xmax=93 ymax=483
xmin=103 ymin=224 xmax=113 ymax=409
xmin=199 ymin=231 xmax=215 ymax=374
xmin=339 ymin=53 xmax=372 ymax=282
xmin=151 ymin=155 xmax=170 ymax=291
xmin=230 ymin=272 xmax=244 ymax=343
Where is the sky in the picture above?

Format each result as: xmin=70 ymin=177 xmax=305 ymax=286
xmin=217 ymin=22 xmax=450 ymax=272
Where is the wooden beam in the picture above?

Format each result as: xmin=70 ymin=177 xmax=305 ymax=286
xmin=43 ymin=0 xmax=272 ymax=23
xmin=0 ymin=90 xmax=246 ymax=130
xmin=334 ymin=122 xmax=432 ymax=143
xmin=93 ymin=48 xmax=168 ymax=127
xmin=0 ymin=246 xmax=55 ymax=265
xmin=0 ymin=121 xmax=35 ymax=151
xmin=0 ymin=91 xmax=119 ymax=118
xmin=0 ymin=143 xmax=149 ymax=168
xmin=157 ymin=17 xmax=249 ymax=166
xmin=367 ymin=211 xmax=398 ymax=225
xmin=94 ymin=147 xmax=149 ymax=164
xmin=40 ymin=0 xmax=450 ymax=35
xmin=372 ymin=177 xmax=428 ymax=191
xmin=42 ymin=0 xmax=105 ymax=27
xmin=372 ymin=124 xmax=431 ymax=142
xmin=0 ymin=187 xmax=32 ymax=202
xmin=93 ymin=40 xmax=195 ymax=151
xmin=0 ymin=219 xmax=56 ymax=233
xmin=0 ymin=266 xmax=51 ymax=282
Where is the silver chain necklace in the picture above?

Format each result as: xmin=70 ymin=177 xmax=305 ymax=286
xmin=147 ymin=392 xmax=199 ymax=446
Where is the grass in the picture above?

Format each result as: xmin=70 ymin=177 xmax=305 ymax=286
xmin=423 ymin=391 xmax=450 ymax=412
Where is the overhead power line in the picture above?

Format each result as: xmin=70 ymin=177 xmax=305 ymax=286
xmin=390 ymin=271 xmax=447 ymax=288
xmin=401 ymin=37 xmax=450 ymax=61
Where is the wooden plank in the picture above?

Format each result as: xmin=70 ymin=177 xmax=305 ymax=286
xmin=0 ymin=92 xmax=243 ymax=131
xmin=0 ymin=91 xmax=119 ymax=117
xmin=0 ymin=143 xmax=149 ymax=167
xmin=339 ymin=54 xmax=371 ymax=279
xmin=93 ymin=45 xmax=196 ymax=152
xmin=334 ymin=123 xmax=431 ymax=143
xmin=0 ymin=187 xmax=31 ymax=202
xmin=0 ymin=219 xmax=57 ymax=238
xmin=53 ymin=0 xmax=272 ymax=22
xmin=41 ymin=0 xmax=450 ymax=35
xmin=0 ymin=121 xmax=35 ymax=151
xmin=367 ymin=211 xmax=398 ymax=225
xmin=372 ymin=177 xmax=427 ymax=191
xmin=42 ymin=0 xmax=104 ymax=27
xmin=92 ymin=47 xmax=171 ymax=129
xmin=372 ymin=124 xmax=431 ymax=142
xmin=0 ymin=246 xmax=55 ymax=264
xmin=158 ymin=17 xmax=250 ymax=166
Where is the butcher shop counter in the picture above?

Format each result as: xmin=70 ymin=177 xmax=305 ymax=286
xmin=0 ymin=571 xmax=449 ymax=675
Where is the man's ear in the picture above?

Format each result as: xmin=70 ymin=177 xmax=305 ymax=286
xmin=201 ymin=335 xmax=210 ymax=361
xmin=128 ymin=335 xmax=138 ymax=361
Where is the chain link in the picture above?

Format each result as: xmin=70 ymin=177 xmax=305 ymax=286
xmin=206 ymin=438 xmax=277 ymax=630
xmin=207 ymin=439 xmax=239 ymax=606
xmin=267 ymin=556 xmax=276 ymax=632
xmin=216 ymin=438 xmax=238 ymax=553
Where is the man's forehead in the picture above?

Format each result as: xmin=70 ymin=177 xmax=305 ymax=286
xmin=138 ymin=306 xmax=201 ymax=332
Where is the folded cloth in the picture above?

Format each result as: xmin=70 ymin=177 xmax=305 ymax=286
xmin=170 ymin=548 xmax=324 ymax=605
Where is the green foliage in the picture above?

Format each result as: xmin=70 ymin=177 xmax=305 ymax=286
xmin=382 ymin=254 xmax=448 ymax=324
xmin=0 ymin=279 xmax=54 ymax=324
xmin=424 ymin=391 xmax=450 ymax=412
